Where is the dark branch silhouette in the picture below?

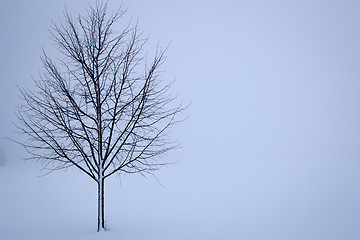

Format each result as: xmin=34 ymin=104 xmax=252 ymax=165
xmin=15 ymin=1 xmax=185 ymax=232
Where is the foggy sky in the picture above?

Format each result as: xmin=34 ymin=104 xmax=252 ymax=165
xmin=1 ymin=0 xmax=360 ymax=239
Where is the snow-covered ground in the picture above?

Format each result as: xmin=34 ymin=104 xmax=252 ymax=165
xmin=1 ymin=156 xmax=360 ymax=240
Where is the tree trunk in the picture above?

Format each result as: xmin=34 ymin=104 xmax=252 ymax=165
xmin=97 ymin=177 xmax=105 ymax=231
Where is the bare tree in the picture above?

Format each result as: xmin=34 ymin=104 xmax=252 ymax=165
xmin=16 ymin=1 xmax=185 ymax=232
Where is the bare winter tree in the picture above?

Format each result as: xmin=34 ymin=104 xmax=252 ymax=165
xmin=16 ymin=1 xmax=185 ymax=232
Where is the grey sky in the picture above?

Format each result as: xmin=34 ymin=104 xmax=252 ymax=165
xmin=1 ymin=0 xmax=360 ymax=239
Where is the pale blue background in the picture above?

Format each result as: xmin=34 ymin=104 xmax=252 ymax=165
xmin=1 ymin=0 xmax=360 ymax=239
